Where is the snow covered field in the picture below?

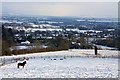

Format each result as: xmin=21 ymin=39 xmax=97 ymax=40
xmin=0 ymin=49 xmax=118 ymax=78
xmin=0 ymin=49 xmax=118 ymax=59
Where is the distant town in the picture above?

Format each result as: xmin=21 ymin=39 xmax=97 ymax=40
xmin=1 ymin=15 xmax=119 ymax=55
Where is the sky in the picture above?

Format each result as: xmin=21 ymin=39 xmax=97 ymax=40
xmin=1 ymin=0 xmax=120 ymax=2
xmin=2 ymin=2 xmax=118 ymax=18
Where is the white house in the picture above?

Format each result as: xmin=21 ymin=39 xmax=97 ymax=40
xmin=21 ymin=41 xmax=30 ymax=45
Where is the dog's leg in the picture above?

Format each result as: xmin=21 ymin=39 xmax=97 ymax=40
xmin=17 ymin=65 xmax=19 ymax=68
xmin=23 ymin=65 xmax=25 ymax=68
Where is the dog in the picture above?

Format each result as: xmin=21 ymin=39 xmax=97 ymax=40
xmin=17 ymin=61 xmax=26 ymax=68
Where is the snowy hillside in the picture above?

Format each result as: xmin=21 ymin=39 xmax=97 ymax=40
xmin=0 ymin=49 xmax=118 ymax=78
xmin=0 ymin=49 xmax=118 ymax=59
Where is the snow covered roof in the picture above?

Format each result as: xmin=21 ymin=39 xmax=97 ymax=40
xmin=21 ymin=41 xmax=30 ymax=44
xmin=31 ymin=28 xmax=62 ymax=32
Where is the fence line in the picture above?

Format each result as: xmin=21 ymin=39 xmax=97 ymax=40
xmin=0 ymin=55 xmax=118 ymax=66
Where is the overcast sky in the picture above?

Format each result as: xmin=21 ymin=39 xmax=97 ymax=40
xmin=1 ymin=0 xmax=120 ymax=2
xmin=2 ymin=2 xmax=118 ymax=18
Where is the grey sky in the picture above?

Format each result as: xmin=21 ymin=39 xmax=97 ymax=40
xmin=1 ymin=0 xmax=120 ymax=2
xmin=2 ymin=2 xmax=118 ymax=18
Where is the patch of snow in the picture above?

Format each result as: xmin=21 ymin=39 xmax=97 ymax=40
xmin=0 ymin=57 xmax=118 ymax=78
